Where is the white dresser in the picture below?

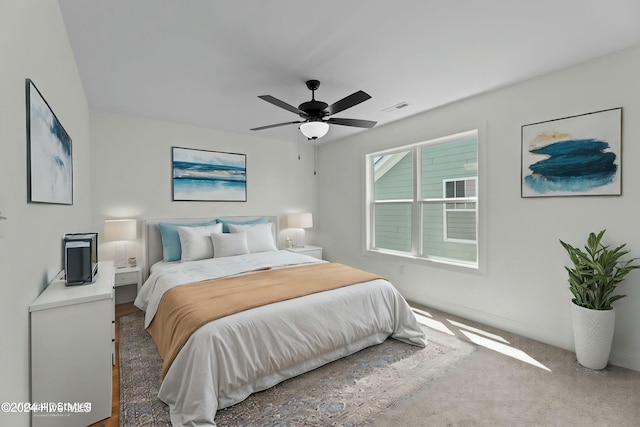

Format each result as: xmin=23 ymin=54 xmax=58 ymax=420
xmin=30 ymin=261 xmax=115 ymax=427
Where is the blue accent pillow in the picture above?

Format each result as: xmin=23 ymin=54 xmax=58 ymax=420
xmin=158 ymin=220 xmax=217 ymax=262
xmin=216 ymin=217 xmax=268 ymax=233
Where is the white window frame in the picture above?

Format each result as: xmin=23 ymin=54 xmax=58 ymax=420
xmin=442 ymin=177 xmax=477 ymax=243
xmin=365 ymin=129 xmax=479 ymax=269
xmin=367 ymin=149 xmax=415 ymax=254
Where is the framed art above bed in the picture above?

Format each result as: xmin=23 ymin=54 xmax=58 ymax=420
xmin=171 ymin=147 xmax=247 ymax=202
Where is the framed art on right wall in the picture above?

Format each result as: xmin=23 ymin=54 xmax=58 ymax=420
xmin=521 ymin=107 xmax=622 ymax=198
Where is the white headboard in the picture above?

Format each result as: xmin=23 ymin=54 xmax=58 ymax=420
xmin=143 ymin=216 xmax=279 ymax=278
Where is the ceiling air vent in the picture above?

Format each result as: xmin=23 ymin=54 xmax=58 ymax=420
xmin=382 ymin=102 xmax=409 ymax=112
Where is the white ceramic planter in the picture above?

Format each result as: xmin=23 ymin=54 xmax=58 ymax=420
xmin=571 ymin=302 xmax=616 ymax=370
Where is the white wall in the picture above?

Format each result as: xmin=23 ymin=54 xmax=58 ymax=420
xmin=317 ymin=45 xmax=640 ymax=371
xmin=0 ymin=1 xmax=92 ymax=426
xmin=89 ymin=110 xmax=319 ymax=267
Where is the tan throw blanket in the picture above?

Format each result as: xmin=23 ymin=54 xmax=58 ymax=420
xmin=147 ymin=262 xmax=384 ymax=378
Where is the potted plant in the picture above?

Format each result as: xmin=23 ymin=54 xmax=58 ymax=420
xmin=559 ymin=230 xmax=640 ymax=369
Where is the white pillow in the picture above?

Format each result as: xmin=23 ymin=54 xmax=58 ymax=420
xmin=177 ymin=223 xmax=223 ymax=262
xmin=211 ymin=231 xmax=250 ymax=258
xmin=228 ymin=222 xmax=277 ymax=253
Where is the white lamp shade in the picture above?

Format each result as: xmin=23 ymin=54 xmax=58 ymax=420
xmin=104 ymin=219 xmax=137 ymax=241
xmin=299 ymin=122 xmax=329 ymax=139
xmin=288 ymin=213 xmax=313 ymax=229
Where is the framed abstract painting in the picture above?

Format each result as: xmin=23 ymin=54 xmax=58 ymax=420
xmin=26 ymin=79 xmax=73 ymax=205
xmin=521 ymin=108 xmax=622 ymax=198
xmin=172 ymin=147 xmax=247 ymax=202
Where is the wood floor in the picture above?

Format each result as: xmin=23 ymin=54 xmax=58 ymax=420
xmin=89 ymin=302 xmax=139 ymax=427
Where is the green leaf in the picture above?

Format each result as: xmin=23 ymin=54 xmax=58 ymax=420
xmin=560 ymin=230 xmax=640 ymax=310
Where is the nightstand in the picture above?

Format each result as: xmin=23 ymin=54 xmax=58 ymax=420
xmin=286 ymin=245 xmax=323 ymax=260
xmin=114 ymin=265 xmax=142 ymax=304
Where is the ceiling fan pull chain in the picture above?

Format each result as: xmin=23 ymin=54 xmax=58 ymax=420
xmin=314 ymin=140 xmax=317 ymax=176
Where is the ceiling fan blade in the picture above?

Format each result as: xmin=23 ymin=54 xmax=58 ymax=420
xmin=258 ymin=95 xmax=307 ymax=116
xmin=327 ymin=90 xmax=372 ymax=115
xmin=250 ymin=121 xmax=304 ymax=131
xmin=327 ymin=117 xmax=377 ymax=128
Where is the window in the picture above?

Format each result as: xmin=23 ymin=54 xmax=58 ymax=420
xmin=366 ymin=130 xmax=479 ymax=268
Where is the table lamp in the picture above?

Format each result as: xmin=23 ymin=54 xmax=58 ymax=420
xmin=104 ymin=219 xmax=137 ymax=268
xmin=287 ymin=213 xmax=313 ymax=248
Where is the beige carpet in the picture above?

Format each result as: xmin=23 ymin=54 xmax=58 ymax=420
xmin=369 ymin=303 xmax=640 ymax=427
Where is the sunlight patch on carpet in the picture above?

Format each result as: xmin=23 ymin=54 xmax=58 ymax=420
xmin=412 ymin=308 xmax=455 ymax=336
xmin=459 ymin=330 xmax=551 ymax=372
xmin=448 ymin=319 xmax=511 ymax=344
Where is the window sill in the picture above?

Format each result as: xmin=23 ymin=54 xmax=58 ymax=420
xmin=364 ymin=248 xmax=482 ymax=274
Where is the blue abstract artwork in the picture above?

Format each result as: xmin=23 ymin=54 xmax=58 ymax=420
xmin=521 ymin=108 xmax=621 ymax=197
xmin=26 ymin=79 xmax=73 ymax=205
xmin=172 ymin=147 xmax=246 ymax=201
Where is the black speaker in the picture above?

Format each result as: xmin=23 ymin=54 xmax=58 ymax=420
xmin=64 ymin=233 xmax=98 ymax=285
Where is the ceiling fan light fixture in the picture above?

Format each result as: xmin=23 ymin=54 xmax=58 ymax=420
xmin=252 ymin=80 xmax=375 ymax=137
xmin=299 ymin=121 xmax=329 ymax=140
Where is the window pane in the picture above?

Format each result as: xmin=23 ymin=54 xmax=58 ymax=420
xmin=466 ymin=179 xmax=476 ymax=197
xmin=422 ymin=203 xmax=477 ymax=263
xmin=447 ymin=211 xmax=477 ymax=240
xmin=374 ymin=203 xmax=412 ymax=252
xmin=445 ymin=181 xmax=454 ymax=198
xmin=422 ymin=137 xmax=477 ymax=200
xmin=374 ymin=151 xmax=413 ymax=200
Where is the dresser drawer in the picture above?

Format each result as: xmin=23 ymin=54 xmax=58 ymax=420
xmin=114 ymin=270 xmax=139 ymax=287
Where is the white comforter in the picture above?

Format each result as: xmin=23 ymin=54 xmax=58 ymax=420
xmin=135 ymin=250 xmax=426 ymax=427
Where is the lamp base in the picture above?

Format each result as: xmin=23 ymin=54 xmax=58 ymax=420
xmin=115 ymin=241 xmax=128 ymax=269
xmin=294 ymin=228 xmax=306 ymax=248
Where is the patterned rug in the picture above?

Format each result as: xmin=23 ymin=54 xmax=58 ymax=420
xmin=119 ymin=310 xmax=474 ymax=426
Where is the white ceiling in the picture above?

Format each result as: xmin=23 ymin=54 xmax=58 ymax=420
xmin=58 ymin=0 xmax=640 ymax=144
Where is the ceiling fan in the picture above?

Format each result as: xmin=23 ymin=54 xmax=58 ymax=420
xmin=250 ymin=80 xmax=377 ymax=140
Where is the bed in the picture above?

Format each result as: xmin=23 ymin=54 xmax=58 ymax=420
xmin=135 ymin=216 xmax=427 ymax=427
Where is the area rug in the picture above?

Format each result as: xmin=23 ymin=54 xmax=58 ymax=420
xmin=120 ymin=310 xmax=474 ymax=426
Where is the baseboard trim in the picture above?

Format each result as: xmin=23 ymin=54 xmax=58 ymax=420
xmin=610 ymin=348 xmax=640 ymax=372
